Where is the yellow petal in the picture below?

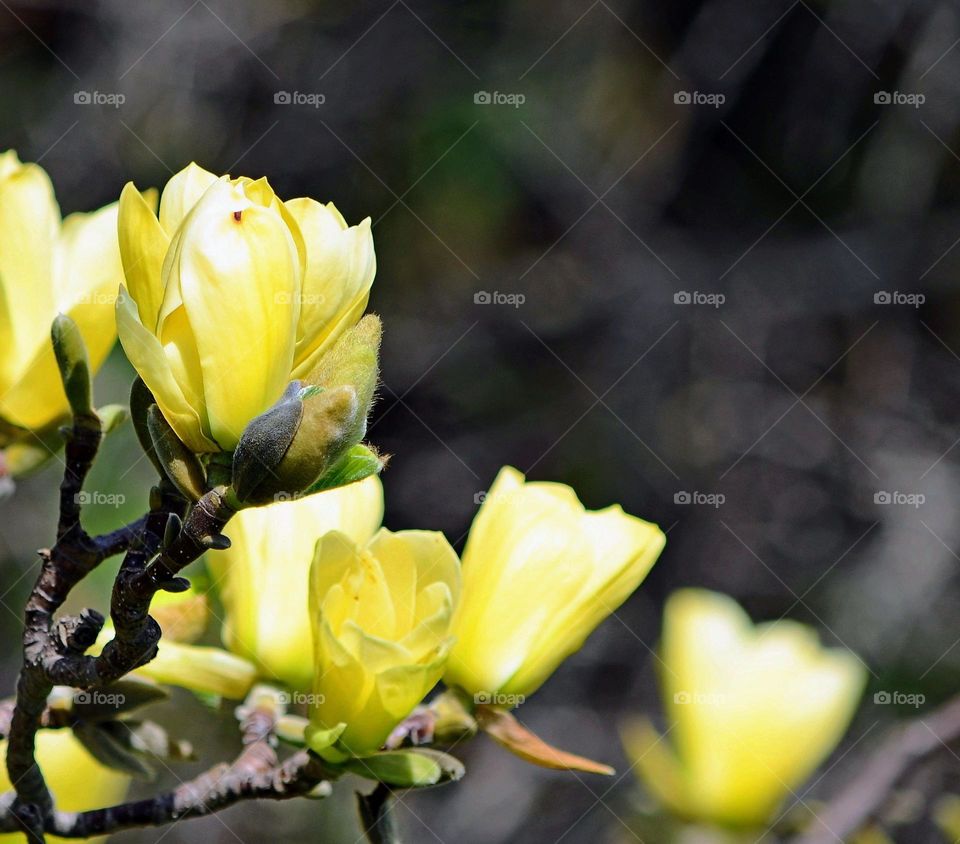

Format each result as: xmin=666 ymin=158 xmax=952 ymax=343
xmin=285 ymin=198 xmax=376 ymax=377
xmin=115 ymin=286 xmax=216 ymax=452
xmin=0 ymin=732 xmax=129 ymax=844
xmin=309 ymin=527 xmax=459 ymax=756
xmin=168 ymin=179 xmax=301 ymax=448
xmin=212 ymin=477 xmax=383 ymax=691
xmin=118 ymin=181 xmax=168 ymax=329
xmin=0 ymin=156 xmax=60 ymax=394
xmin=157 ymin=162 xmax=218 ymax=235
xmin=445 ymin=466 xmax=664 ymax=699
xmin=656 ymin=589 xmax=866 ymax=826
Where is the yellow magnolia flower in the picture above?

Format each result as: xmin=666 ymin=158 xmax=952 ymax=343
xmin=209 ymin=476 xmax=384 ymax=691
xmin=308 ymin=527 xmax=460 ymax=757
xmin=0 ymin=150 xmax=121 ymax=431
xmin=116 ymin=162 xmax=375 ymax=452
xmin=443 ymin=466 xmax=665 ymax=700
xmin=623 ymin=589 xmax=866 ymax=828
xmin=0 ymin=731 xmax=129 ymax=843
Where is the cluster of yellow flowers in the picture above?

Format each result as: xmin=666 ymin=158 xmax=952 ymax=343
xmin=0 ymin=151 xmax=868 ymax=835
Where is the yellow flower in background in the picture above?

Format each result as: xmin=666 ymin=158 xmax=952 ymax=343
xmin=209 ymin=476 xmax=384 ymax=691
xmin=623 ymin=589 xmax=866 ymax=828
xmin=443 ymin=466 xmax=665 ymax=701
xmin=308 ymin=528 xmax=460 ymax=758
xmin=116 ymin=162 xmax=375 ymax=453
xmin=0 ymin=731 xmax=129 ymax=843
xmin=0 ymin=151 xmax=121 ymax=431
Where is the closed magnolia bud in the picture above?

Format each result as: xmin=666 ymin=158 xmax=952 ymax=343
xmin=622 ymin=589 xmax=866 ymax=828
xmin=231 ymin=316 xmax=381 ymax=505
xmin=51 ymin=313 xmax=94 ymax=422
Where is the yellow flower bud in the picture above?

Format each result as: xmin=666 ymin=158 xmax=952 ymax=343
xmin=116 ymin=163 xmax=375 ymax=453
xmin=209 ymin=476 xmax=384 ymax=691
xmin=308 ymin=528 xmax=460 ymax=758
xmin=623 ymin=589 xmax=866 ymax=828
xmin=0 ymin=731 xmax=129 ymax=843
xmin=443 ymin=466 xmax=665 ymax=701
xmin=0 ymin=151 xmax=121 ymax=432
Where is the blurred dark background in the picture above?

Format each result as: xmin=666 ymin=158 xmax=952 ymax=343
xmin=2 ymin=0 xmax=960 ymax=841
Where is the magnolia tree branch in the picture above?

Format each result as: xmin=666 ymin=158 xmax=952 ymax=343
xmin=3 ymin=409 xmax=238 ymax=840
xmin=792 ymin=694 xmax=960 ymax=844
xmin=0 ymin=698 xmax=332 ymax=839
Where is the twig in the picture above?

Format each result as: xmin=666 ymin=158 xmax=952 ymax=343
xmin=792 ymin=694 xmax=960 ymax=844
xmin=0 ymin=693 xmax=332 ymax=838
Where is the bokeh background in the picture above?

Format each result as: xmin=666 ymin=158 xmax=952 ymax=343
xmin=2 ymin=0 xmax=960 ymax=841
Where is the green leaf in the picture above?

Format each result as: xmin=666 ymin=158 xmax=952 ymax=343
xmin=97 ymin=404 xmax=129 ymax=435
xmin=305 ymin=721 xmax=347 ymax=756
xmin=340 ymin=748 xmax=464 ymax=788
xmin=303 ymin=444 xmax=386 ymax=495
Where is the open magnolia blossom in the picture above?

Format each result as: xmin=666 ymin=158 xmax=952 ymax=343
xmin=307 ymin=528 xmax=460 ymax=758
xmin=0 ymin=151 xmax=121 ymax=433
xmin=443 ymin=466 xmax=666 ymax=701
xmin=115 ymin=162 xmax=375 ymax=453
xmin=208 ymin=476 xmax=384 ymax=691
xmin=623 ymin=589 xmax=866 ymax=828
xmin=0 ymin=731 xmax=129 ymax=843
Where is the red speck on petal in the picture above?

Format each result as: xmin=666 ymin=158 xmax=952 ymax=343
xmin=233 ymin=210 xmax=242 ymax=222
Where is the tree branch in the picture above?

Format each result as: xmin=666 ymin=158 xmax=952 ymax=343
xmin=792 ymin=694 xmax=960 ymax=844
